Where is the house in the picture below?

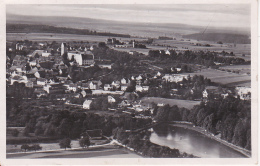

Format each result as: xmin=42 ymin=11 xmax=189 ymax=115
xmin=121 ymin=78 xmax=130 ymax=85
xmin=108 ymin=96 xmax=116 ymax=103
xmin=81 ymin=90 xmax=87 ymax=97
xmin=142 ymin=86 xmax=149 ymax=91
xmin=203 ymin=86 xmax=219 ymax=98
xmin=121 ymin=85 xmax=128 ymax=91
xmin=89 ymin=80 xmax=102 ymax=90
xmin=68 ymin=84 xmax=77 ymax=92
xmin=83 ymin=100 xmax=92 ymax=109
xmin=42 ymin=52 xmax=51 ymax=57
xmin=104 ymin=84 xmax=112 ymax=91
xmin=136 ymin=85 xmax=143 ymax=92
xmin=165 ymin=50 xmax=171 ymax=55
xmin=119 ymin=100 xmax=131 ymax=107
xmin=29 ymin=60 xmax=37 ymax=66
xmin=236 ymin=87 xmax=251 ymax=100
xmin=111 ymin=81 xmax=121 ymax=89
xmin=37 ymin=78 xmax=46 ymax=86
xmin=162 ymin=74 xmax=188 ymax=83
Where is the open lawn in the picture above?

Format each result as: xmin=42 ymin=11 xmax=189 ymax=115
xmin=141 ymin=97 xmax=200 ymax=109
xmin=186 ymin=68 xmax=251 ymax=87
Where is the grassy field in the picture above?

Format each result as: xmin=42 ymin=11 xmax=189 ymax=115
xmin=7 ymin=145 xmax=141 ymax=159
xmin=219 ymin=65 xmax=251 ymax=75
xmin=140 ymin=97 xmax=200 ymax=109
xmin=186 ymin=68 xmax=251 ymax=87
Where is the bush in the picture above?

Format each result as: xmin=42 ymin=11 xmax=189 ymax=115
xmin=59 ymin=138 xmax=71 ymax=150
xmin=21 ymin=144 xmax=30 ymax=152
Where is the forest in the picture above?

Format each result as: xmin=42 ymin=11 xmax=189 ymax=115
xmin=6 ymin=24 xmax=131 ymax=38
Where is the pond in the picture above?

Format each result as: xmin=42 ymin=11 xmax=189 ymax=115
xmin=150 ymin=124 xmax=247 ymax=158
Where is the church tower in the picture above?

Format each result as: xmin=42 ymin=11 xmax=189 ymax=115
xmin=61 ymin=43 xmax=67 ymax=56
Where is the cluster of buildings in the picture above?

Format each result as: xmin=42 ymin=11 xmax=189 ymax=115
xmin=7 ymin=40 xmax=251 ymax=116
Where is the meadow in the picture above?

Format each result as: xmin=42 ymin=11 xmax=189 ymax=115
xmin=140 ymin=97 xmax=200 ymax=109
xmin=186 ymin=68 xmax=251 ymax=87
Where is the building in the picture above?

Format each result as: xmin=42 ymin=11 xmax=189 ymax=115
xmin=68 ymin=84 xmax=77 ymax=92
xmin=121 ymin=85 xmax=128 ymax=91
xmin=108 ymin=96 xmax=116 ymax=103
xmin=67 ymin=51 xmax=94 ymax=66
xmin=37 ymin=78 xmax=46 ymax=86
xmin=236 ymin=87 xmax=251 ymax=100
xmin=82 ymin=52 xmax=95 ymax=66
xmin=162 ymin=74 xmax=188 ymax=83
xmin=61 ymin=43 xmax=67 ymax=56
xmin=104 ymin=84 xmax=112 ymax=91
xmin=89 ymin=80 xmax=102 ymax=90
xmin=83 ymin=100 xmax=92 ymax=109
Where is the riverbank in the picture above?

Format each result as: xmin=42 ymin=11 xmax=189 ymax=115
xmin=169 ymin=123 xmax=251 ymax=158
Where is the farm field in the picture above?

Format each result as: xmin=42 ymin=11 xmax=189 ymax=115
xmin=219 ymin=65 xmax=251 ymax=75
xmin=6 ymin=33 xmax=146 ymax=43
xmin=153 ymin=39 xmax=251 ymax=59
xmin=140 ymin=97 xmax=200 ymax=109
xmin=186 ymin=68 xmax=251 ymax=87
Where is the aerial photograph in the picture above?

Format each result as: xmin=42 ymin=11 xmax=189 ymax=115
xmin=6 ymin=4 xmax=252 ymax=159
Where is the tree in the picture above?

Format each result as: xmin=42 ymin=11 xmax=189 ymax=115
xmin=59 ymin=138 xmax=71 ymax=150
xmin=98 ymin=42 xmax=107 ymax=48
xmin=31 ymin=144 xmax=42 ymax=151
xmin=79 ymin=137 xmax=91 ymax=148
xmin=11 ymin=129 xmax=19 ymax=137
xmin=21 ymin=144 xmax=30 ymax=152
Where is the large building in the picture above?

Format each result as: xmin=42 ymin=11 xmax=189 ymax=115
xmin=67 ymin=51 xmax=95 ymax=66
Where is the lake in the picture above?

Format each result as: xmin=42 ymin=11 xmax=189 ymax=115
xmin=150 ymin=124 xmax=247 ymax=158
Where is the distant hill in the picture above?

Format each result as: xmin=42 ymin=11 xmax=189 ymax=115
xmin=7 ymin=14 xmax=250 ymax=38
xmin=6 ymin=24 xmax=131 ymax=38
xmin=182 ymin=33 xmax=250 ymax=44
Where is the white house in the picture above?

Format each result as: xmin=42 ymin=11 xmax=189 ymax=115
xmin=162 ymin=74 xmax=188 ymax=83
xmin=121 ymin=85 xmax=128 ymax=91
xmin=83 ymin=100 xmax=92 ymax=109
xmin=136 ymin=85 xmax=143 ymax=92
xmin=42 ymin=53 xmax=51 ymax=57
xmin=236 ymin=87 xmax=251 ymax=100
xmin=108 ymin=96 xmax=116 ymax=103
xmin=37 ymin=78 xmax=46 ymax=86
xmin=104 ymin=84 xmax=112 ymax=91
xmin=81 ymin=90 xmax=87 ymax=97
xmin=68 ymin=84 xmax=77 ymax=92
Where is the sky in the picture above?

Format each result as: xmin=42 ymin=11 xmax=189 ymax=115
xmin=6 ymin=4 xmax=251 ymax=29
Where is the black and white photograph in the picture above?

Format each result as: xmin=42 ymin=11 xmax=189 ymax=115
xmin=1 ymin=0 xmax=258 ymax=165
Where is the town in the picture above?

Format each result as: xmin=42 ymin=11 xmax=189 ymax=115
xmin=5 ymin=4 xmax=252 ymax=160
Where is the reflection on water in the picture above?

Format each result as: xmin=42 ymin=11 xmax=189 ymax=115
xmin=150 ymin=124 xmax=246 ymax=158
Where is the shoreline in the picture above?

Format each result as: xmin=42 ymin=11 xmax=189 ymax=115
xmin=169 ymin=123 xmax=251 ymax=158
